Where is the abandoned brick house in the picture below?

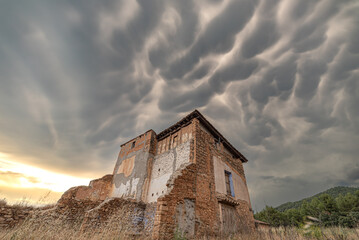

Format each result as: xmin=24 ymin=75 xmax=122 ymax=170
xmin=0 ymin=110 xmax=254 ymax=239
xmin=110 ymin=110 xmax=254 ymax=238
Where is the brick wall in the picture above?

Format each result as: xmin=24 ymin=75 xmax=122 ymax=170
xmin=196 ymin=120 xmax=255 ymax=233
xmin=152 ymin=163 xmax=197 ymax=239
xmin=150 ymin=117 xmax=254 ymax=239
xmin=193 ymin=118 xmax=220 ymax=236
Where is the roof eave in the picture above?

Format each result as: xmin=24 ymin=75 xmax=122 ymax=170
xmin=157 ymin=110 xmax=248 ymax=163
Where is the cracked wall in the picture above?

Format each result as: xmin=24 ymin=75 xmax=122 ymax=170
xmin=147 ymin=140 xmax=191 ymax=202
xmin=111 ymin=130 xmax=156 ymax=201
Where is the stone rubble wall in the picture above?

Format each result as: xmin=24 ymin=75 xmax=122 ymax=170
xmin=59 ymin=174 xmax=113 ymax=203
xmin=0 ymin=204 xmax=34 ymax=228
xmin=0 ymin=192 xmax=156 ymax=239
xmin=81 ymin=198 xmax=147 ymax=234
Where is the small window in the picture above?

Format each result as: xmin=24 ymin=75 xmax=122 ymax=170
xmin=171 ymin=135 xmax=178 ymax=149
xmin=224 ymin=171 xmax=235 ymax=197
xmin=131 ymin=141 xmax=136 ymax=149
xmin=214 ymin=138 xmax=221 ymax=150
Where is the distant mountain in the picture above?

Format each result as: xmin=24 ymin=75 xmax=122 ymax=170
xmin=275 ymin=186 xmax=359 ymax=212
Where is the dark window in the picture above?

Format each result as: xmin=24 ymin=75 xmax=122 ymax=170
xmin=214 ymin=138 xmax=221 ymax=150
xmin=224 ymin=171 xmax=235 ymax=197
xmin=131 ymin=141 xmax=136 ymax=149
xmin=173 ymin=135 xmax=177 ymax=143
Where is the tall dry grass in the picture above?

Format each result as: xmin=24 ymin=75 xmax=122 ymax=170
xmin=0 ymin=208 xmax=145 ymax=240
xmin=2 ymin=221 xmax=359 ymax=240
xmin=1 ymin=198 xmax=358 ymax=240
xmin=228 ymin=227 xmax=359 ymax=240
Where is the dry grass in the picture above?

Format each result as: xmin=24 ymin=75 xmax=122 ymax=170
xmin=0 ymin=210 xmax=144 ymax=240
xmin=227 ymin=227 xmax=359 ymax=240
xmin=0 ymin=199 xmax=358 ymax=240
xmin=1 ymin=221 xmax=359 ymax=240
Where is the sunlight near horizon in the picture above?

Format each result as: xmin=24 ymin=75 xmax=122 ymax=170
xmin=0 ymin=152 xmax=91 ymax=193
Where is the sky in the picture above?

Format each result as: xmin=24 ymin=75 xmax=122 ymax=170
xmin=0 ymin=0 xmax=358 ymax=210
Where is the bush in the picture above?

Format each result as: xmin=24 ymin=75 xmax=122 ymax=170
xmin=0 ymin=198 xmax=7 ymax=206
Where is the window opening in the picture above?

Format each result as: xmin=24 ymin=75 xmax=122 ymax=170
xmin=171 ymin=135 xmax=178 ymax=149
xmin=131 ymin=141 xmax=136 ymax=149
xmin=224 ymin=171 xmax=235 ymax=197
xmin=214 ymin=137 xmax=221 ymax=150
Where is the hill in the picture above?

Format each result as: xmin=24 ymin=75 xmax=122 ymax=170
xmin=275 ymin=186 xmax=359 ymax=212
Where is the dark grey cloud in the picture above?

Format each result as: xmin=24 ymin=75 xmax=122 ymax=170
xmin=241 ymin=0 xmax=280 ymax=59
xmin=0 ymin=0 xmax=359 ymax=209
xmin=160 ymin=0 xmax=258 ymax=80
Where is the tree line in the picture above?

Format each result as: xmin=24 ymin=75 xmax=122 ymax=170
xmin=254 ymin=190 xmax=359 ymax=228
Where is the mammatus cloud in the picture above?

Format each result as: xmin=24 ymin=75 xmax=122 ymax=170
xmin=0 ymin=0 xmax=358 ymax=209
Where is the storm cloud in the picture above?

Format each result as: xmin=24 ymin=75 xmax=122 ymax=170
xmin=0 ymin=0 xmax=358 ymax=210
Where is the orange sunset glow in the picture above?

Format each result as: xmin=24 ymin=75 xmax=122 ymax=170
xmin=0 ymin=153 xmax=91 ymax=205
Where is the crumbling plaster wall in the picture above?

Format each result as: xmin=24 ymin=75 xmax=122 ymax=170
xmin=147 ymin=140 xmax=191 ymax=202
xmin=156 ymin=125 xmax=192 ymax=155
xmin=111 ymin=124 xmax=194 ymax=203
xmin=111 ymin=130 xmax=156 ymax=201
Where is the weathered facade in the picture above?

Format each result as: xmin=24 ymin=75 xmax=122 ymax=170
xmin=111 ymin=110 xmax=254 ymax=239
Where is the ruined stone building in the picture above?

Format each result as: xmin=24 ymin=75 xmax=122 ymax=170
xmin=110 ymin=110 xmax=254 ymax=238
xmin=0 ymin=110 xmax=254 ymax=239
